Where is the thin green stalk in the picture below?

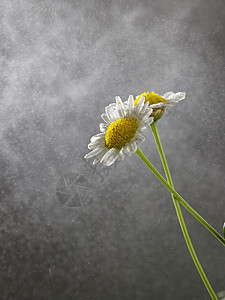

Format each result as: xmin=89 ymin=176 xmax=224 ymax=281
xmin=136 ymin=143 xmax=225 ymax=247
xmin=150 ymin=121 xmax=217 ymax=300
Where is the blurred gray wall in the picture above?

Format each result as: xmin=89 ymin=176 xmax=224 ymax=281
xmin=0 ymin=0 xmax=225 ymax=299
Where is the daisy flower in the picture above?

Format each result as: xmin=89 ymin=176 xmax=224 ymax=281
xmin=85 ymin=95 xmax=154 ymax=166
xmin=134 ymin=91 xmax=186 ymax=121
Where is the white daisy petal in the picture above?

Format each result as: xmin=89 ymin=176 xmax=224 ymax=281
xmin=129 ymin=142 xmax=138 ymax=154
xmin=139 ymin=126 xmax=147 ymax=132
xmin=118 ymin=149 xmax=125 ymax=161
xmin=101 ymin=113 xmax=110 ymax=124
xmin=162 ymin=92 xmax=186 ymax=102
xmin=141 ymin=114 xmax=149 ymax=122
xmin=162 ymin=92 xmax=174 ymax=99
xmin=150 ymin=102 xmax=165 ymax=108
xmin=166 ymin=100 xmax=179 ymax=104
xmin=127 ymin=95 xmax=134 ymax=117
xmin=140 ymin=101 xmax=150 ymax=115
xmin=173 ymin=92 xmax=186 ymax=101
xmin=123 ymin=100 xmax=128 ymax=107
xmin=90 ymin=132 xmax=105 ymax=143
xmin=117 ymin=106 xmax=125 ymax=119
xmin=135 ymin=96 xmax=145 ymax=114
xmin=133 ymin=133 xmax=145 ymax=143
xmin=108 ymin=103 xmax=117 ymax=108
xmin=117 ymin=98 xmax=126 ymax=118
xmin=140 ymin=116 xmax=153 ymax=127
xmin=147 ymin=106 xmax=153 ymax=115
xmin=123 ymin=146 xmax=130 ymax=156
xmin=105 ymin=106 xmax=118 ymax=122
xmin=164 ymin=102 xmax=174 ymax=107
xmin=93 ymin=150 xmax=108 ymax=165
xmin=124 ymin=142 xmax=137 ymax=156
xmin=100 ymin=148 xmax=119 ymax=167
xmin=88 ymin=140 xmax=105 ymax=150
xmin=99 ymin=123 xmax=107 ymax=132
xmin=140 ymin=108 xmax=152 ymax=120
xmin=115 ymin=96 xmax=122 ymax=104
xmin=84 ymin=147 xmax=103 ymax=159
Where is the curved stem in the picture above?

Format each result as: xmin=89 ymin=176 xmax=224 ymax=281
xmin=149 ymin=121 xmax=217 ymax=299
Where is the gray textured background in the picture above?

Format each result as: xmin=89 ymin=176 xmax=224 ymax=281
xmin=0 ymin=0 xmax=225 ymax=299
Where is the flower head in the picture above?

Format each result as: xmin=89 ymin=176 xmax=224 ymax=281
xmin=134 ymin=91 xmax=186 ymax=121
xmin=85 ymin=95 xmax=154 ymax=166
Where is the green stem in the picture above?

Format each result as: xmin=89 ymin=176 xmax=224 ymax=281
xmin=136 ymin=142 xmax=225 ymax=247
xmin=149 ymin=121 xmax=217 ymax=300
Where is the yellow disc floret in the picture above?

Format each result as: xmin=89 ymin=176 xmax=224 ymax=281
xmin=134 ymin=91 xmax=166 ymax=106
xmin=105 ymin=118 xmax=139 ymax=150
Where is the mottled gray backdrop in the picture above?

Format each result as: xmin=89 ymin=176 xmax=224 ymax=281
xmin=0 ymin=0 xmax=225 ymax=299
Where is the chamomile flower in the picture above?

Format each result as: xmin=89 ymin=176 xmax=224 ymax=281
xmin=134 ymin=91 xmax=186 ymax=120
xmin=85 ymin=95 xmax=154 ymax=166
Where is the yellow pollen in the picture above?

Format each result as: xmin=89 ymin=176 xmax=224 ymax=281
xmin=105 ymin=118 xmax=139 ymax=150
xmin=134 ymin=91 xmax=166 ymax=106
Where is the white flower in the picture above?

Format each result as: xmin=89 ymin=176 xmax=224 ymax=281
xmin=85 ymin=95 xmax=154 ymax=166
xmin=134 ymin=91 xmax=186 ymax=108
xmin=134 ymin=91 xmax=186 ymax=121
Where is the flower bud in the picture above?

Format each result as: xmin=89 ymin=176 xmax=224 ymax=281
xmin=151 ymin=107 xmax=165 ymax=121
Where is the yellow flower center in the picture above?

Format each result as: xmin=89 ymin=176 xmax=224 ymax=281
xmin=105 ymin=118 xmax=139 ymax=150
xmin=134 ymin=91 xmax=166 ymax=106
